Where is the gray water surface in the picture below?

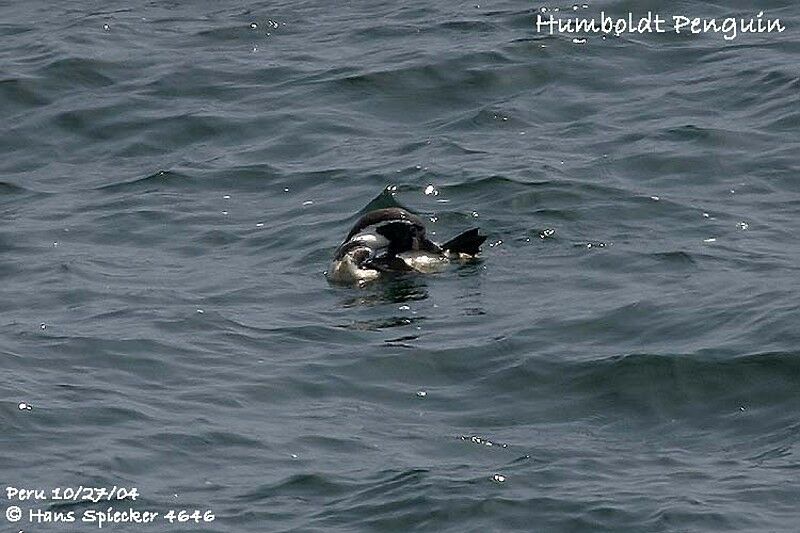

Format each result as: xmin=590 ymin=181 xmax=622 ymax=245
xmin=2 ymin=0 xmax=799 ymax=531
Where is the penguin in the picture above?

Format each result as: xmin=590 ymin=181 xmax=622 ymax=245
xmin=326 ymin=207 xmax=487 ymax=284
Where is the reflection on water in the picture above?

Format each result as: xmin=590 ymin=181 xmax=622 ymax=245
xmin=339 ymin=276 xmax=430 ymax=308
xmin=338 ymin=315 xmax=423 ymax=331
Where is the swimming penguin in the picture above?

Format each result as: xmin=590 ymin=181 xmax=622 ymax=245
xmin=326 ymin=207 xmax=487 ymax=284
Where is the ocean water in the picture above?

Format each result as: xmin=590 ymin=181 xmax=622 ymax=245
xmin=2 ymin=0 xmax=799 ymax=531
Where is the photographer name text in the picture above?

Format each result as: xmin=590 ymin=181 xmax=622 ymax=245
xmin=4 ymin=486 xmax=216 ymax=529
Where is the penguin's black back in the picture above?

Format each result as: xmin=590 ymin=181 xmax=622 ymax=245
xmin=343 ymin=208 xmax=426 ymax=243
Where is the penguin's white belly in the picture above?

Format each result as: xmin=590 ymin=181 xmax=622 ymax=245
xmin=398 ymin=251 xmax=448 ymax=273
xmin=352 ymin=231 xmax=389 ymax=248
xmin=326 ymin=257 xmax=379 ymax=284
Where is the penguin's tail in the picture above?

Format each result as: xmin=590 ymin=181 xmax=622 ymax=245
xmin=441 ymin=228 xmax=487 ymax=256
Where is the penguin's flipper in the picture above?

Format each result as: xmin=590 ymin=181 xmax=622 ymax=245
xmin=441 ymin=228 xmax=487 ymax=256
xmin=375 ymin=221 xmax=417 ymax=254
xmin=364 ymin=254 xmax=415 ymax=273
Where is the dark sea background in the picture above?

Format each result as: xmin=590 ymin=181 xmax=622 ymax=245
xmin=2 ymin=0 xmax=799 ymax=531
